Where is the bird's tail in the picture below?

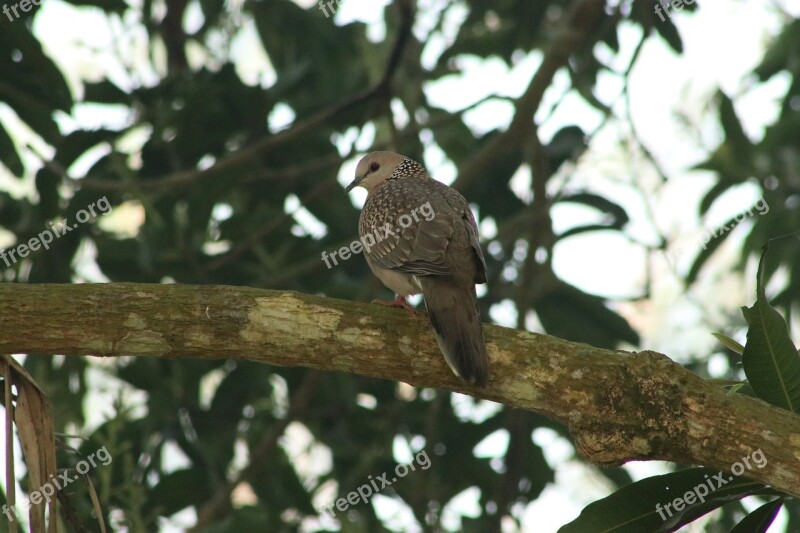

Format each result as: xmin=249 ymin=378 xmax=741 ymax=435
xmin=420 ymin=279 xmax=489 ymax=387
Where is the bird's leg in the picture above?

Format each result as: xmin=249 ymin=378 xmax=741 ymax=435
xmin=371 ymin=294 xmax=416 ymax=313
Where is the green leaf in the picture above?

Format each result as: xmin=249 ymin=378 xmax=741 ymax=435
xmin=559 ymin=224 xmax=620 ymax=240
xmin=0 ymin=191 xmax=24 ymax=227
xmin=144 ymin=468 xmax=211 ymax=517
xmin=535 ymin=284 xmax=639 ymax=348
xmin=712 ymin=333 xmax=744 ymax=355
xmin=754 ymin=19 xmax=800 ymax=81
xmin=546 ymin=126 xmax=588 ymax=170
xmin=0 ymin=22 xmax=72 ymax=145
xmin=0 ymin=122 xmax=23 ymax=176
xmin=717 ymin=90 xmax=753 ymax=163
xmin=560 ymin=467 xmax=771 ymax=533
xmin=203 ymin=506 xmax=276 ymax=532
xmin=741 ymin=245 xmax=800 ymax=412
xmin=557 ymin=193 xmax=629 ymax=228
xmin=69 ymin=0 xmax=128 ymax=14
xmin=653 ymin=15 xmax=684 ymax=53
xmin=54 ymin=129 xmax=118 ymax=168
xmin=250 ymin=0 xmax=369 ymax=112
xmin=0 ymin=86 xmax=61 ymax=144
xmin=685 ymin=216 xmax=737 ymax=285
xmin=435 ymin=2 xmax=550 ymax=66
xmin=82 ymin=80 xmax=130 ymax=104
xmin=728 ymin=499 xmax=783 ymax=533
xmin=692 ymin=145 xmax=752 ymax=184
xmin=699 ymin=181 xmax=733 ymax=216
xmin=0 ymin=23 xmax=73 ymax=112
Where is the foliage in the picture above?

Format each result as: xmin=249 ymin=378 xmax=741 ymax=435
xmin=0 ymin=0 xmax=798 ymax=531
xmin=563 ymin=246 xmax=798 ymax=532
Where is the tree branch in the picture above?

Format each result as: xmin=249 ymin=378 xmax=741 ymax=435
xmin=75 ymin=0 xmax=414 ymax=193
xmin=453 ymin=0 xmax=607 ymax=192
xmin=1 ymin=283 xmax=799 ymax=498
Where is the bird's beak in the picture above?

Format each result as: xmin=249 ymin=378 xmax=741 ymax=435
xmin=345 ymin=176 xmax=362 ymax=193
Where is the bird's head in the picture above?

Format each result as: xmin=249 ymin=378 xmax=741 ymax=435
xmin=346 ymin=151 xmax=413 ymax=194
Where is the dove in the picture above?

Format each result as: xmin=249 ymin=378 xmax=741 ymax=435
xmin=345 ymin=151 xmax=489 ymax=386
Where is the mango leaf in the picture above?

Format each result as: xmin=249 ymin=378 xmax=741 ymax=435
xmin=535 ymin=284 xmax=639 ymax=349
xmin=717 ymin=90 xmax=753 ymax=164
xmin=69 ymin=0 xmax=128 ymax=14
xmin=545 ymin=126 xmax=588 ymax=170
xmin=0 ymin=122 xmax=23 ymax=176
xmin=144 ymin=468 xmax=211 ymax=517
xmin=712 ymin=333 xmax=744 ymax=355
xmin=250 ymin=0 xmax=369 ymax=113
xmin=557 ymin=193 xmax=629 ymax=228
xmin=685 ymin=216 xmax=737 ymax=285
xmin=728 ymin=499 xmax=783 ymax=533
xmin=82 ymin=80 xmax=130 ymax=105
xmin=559 ymin=224 xmax=620 ymax=240
xmin=560 ymin=467 xmax=771 ymax=533
xmin=653 ymin=13 xmax=683 ymax=53
xmin=699 ymin=181 xmax=733 ymax=216
xmin=754 ymin=19 xmax=800 ymax=81
xmin=0 ymin=22 xmax=72 ymax=112
xmin=741 ymin=245 xmax=800 ymax=412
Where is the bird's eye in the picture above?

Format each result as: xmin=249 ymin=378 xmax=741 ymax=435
xmin=369 ymin=162 xmax=380 ymax=172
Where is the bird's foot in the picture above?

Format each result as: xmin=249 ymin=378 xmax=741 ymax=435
xmin=371 ymin=295 xmax=416 ymax=314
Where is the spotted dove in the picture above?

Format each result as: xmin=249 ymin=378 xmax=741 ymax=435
xmin=345 ymin=151 xmax=489 ymax=386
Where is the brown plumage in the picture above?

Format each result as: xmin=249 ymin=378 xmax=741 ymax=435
xmin=345 ymin=151 xmax=489 ymax=386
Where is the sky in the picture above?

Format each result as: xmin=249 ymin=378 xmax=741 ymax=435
xmin=1 ymin=0 xmax=799 ymax=531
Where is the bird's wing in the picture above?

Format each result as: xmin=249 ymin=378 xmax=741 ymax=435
xmin=366 ymin=212 xmax=454 ymax=276
xmin=365 ymin=182 xmax=486 ymax=280
xmin=463 ymin=206 xmax=487 ymax=284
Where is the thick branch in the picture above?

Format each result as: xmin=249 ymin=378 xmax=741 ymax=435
xmin=1 ymin=284 xmax=799 ymax=498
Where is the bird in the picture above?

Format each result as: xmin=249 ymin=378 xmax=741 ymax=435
xmin=345 ymin=151 xmax=489 ymax=387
